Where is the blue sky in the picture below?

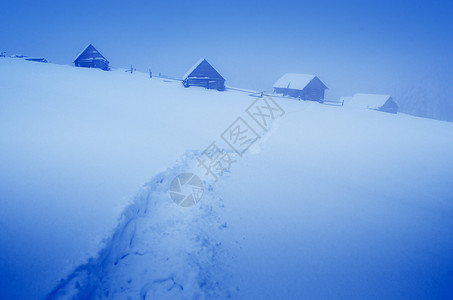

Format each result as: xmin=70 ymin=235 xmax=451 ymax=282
xmin=1 ymin=0 xmax=452 ymax=103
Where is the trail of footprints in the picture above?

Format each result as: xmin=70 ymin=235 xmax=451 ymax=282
xmin=48 ymin=153 xmax=236 ymax=299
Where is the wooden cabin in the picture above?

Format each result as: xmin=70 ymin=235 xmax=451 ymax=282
xmin=273 ymin=73 xmax=328 ymax=101
xmin=73 ymin=44 xmax=110 ymax=71
xmin=182 ymin=59 xmax=225 ymax=91
xmin=342 ymin=93 xmax=399 ymax=114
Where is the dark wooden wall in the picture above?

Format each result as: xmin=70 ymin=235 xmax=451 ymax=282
xmin=274 ymin=77 xmax=326 ymax=101
xmin=184 ymin=60 xmax=225 ymax=91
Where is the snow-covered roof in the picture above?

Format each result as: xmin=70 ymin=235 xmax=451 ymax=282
xmin=74 ymin=44 xmax=91 ymax=62
xmin=273 ymin=73 xmax=318 ymax=90
xmin=344 ymin=93 xmax=392 ymax=109
xmin=183 ymin=58 xmax=205 ymax=79
xmin=182 ymin=58 xmax=225 ymax=81
xmin=340 ymin=96 xmax=353 ymax=102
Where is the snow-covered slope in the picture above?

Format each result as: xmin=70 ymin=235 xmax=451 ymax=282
xmin=0 ymin=58 xmax=249 ymax=299
xmin=1 ymin=58 xmax=453 ymax=299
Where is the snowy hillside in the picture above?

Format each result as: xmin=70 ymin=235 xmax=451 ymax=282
xmin=1 ymin=58 xmax=453 ymax=299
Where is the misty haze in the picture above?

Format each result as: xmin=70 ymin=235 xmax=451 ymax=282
xmin=1 ymin=1 xmax=453 ymax=299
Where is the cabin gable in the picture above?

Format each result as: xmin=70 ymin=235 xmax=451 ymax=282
xmin=74 ymin=44 xmax=110 ymax=71
xmin=183 ymin=59 xmax=225 ymax=91
xmin=273 ymin=74 xmax=327 ymax=101
xmin=379 ymin=97 xmax=399 ymax=114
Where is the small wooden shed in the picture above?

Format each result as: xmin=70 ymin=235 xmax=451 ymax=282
xmin=343 ymin=93 xmax=399 ymax=114
xmin=273 ymin=73 xmax=328 ymax=101
xmin=182 ymin=59 xmax=225 ymax=91
xmin=74 ymin=44 xmax=110 ymax=71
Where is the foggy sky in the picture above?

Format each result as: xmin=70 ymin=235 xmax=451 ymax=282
xmin=1 ymin=0 xmax=452 ymax=119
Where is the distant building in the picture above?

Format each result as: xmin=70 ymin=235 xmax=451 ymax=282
xmin=182 ymin=59 xmax=225 ymax=91
xmin=10 ymin=54 xmax=27 ymax=58
xmin=25 ymin=57 xmax=48 ymax=63
xmin=73 ymin=44 xmax=110 ymax=71
xmin=273 ymin=73 xmax=328 ymax=101
xmin=342 ymin=93 xmax=399 ymax=114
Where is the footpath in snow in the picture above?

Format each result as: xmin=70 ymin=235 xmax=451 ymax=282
xmin=1 ymin=59 xmax=453 ymax=299
xmin=47 ymin=151 xmax=237 ymax=299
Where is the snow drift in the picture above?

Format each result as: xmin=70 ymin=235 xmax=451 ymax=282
xmin=1 ymin=58 xmax=453 ymax=299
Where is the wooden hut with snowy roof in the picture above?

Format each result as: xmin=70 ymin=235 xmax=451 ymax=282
xmin=343 ymin=93 xmax=399 ymax=114
xmin=74 ymin=44 xmax=110 ymax=71
xmin=182 ymin=59 xmax=225 ymax=91
xmin=273 ymin=73 xmax=328 ymax=101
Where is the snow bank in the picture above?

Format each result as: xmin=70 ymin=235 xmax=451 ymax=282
xmin=1 ymin=58 xmax=453 ymax=299
xmin=0 ymin=58 xmax=248 ymax=299
xmin=47 ymin=152 xmax=237 ymax=299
